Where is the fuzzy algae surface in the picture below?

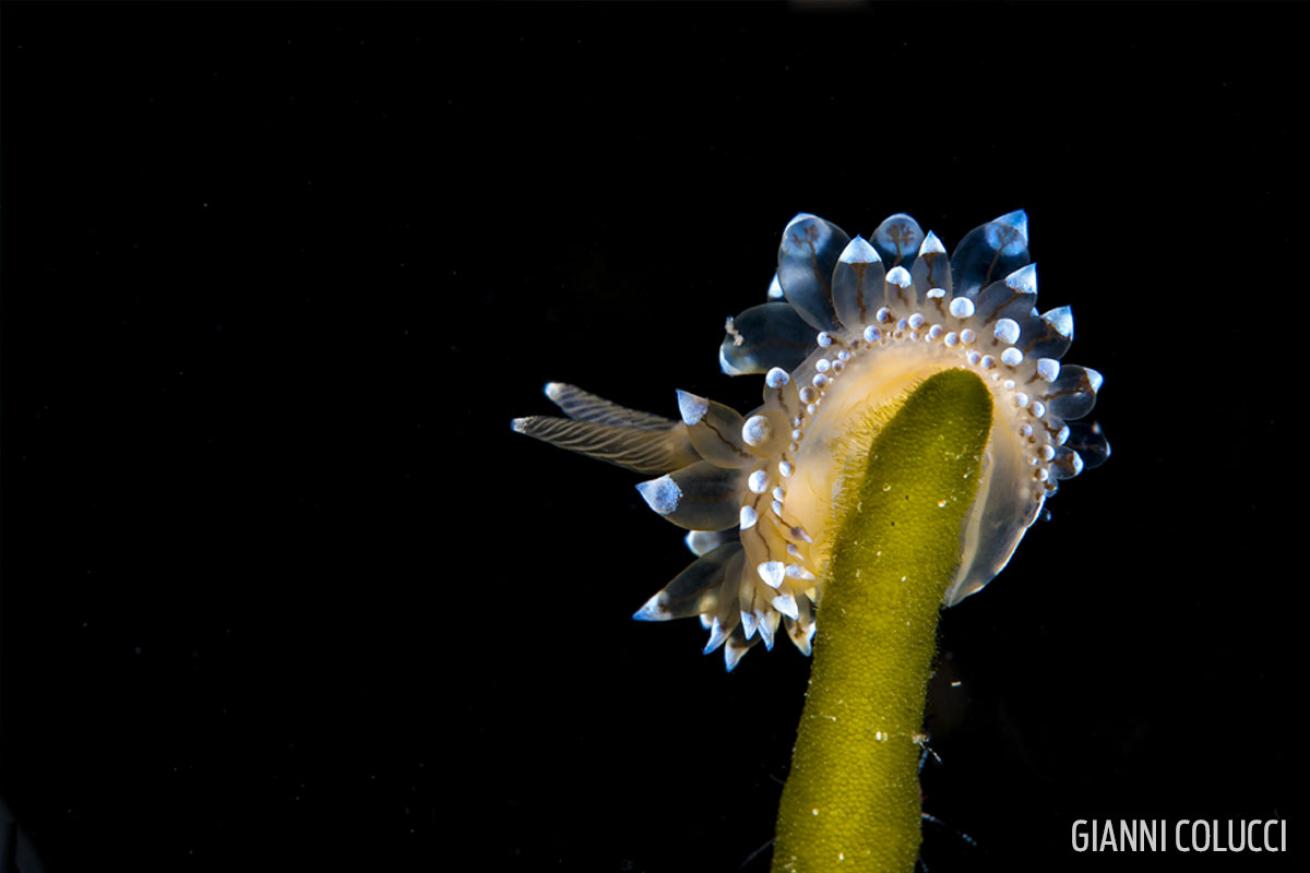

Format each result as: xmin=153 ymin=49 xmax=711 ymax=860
xmin=772 ymin=369 xmax=993 ymax=873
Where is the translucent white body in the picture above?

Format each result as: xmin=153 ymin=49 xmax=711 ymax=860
xmin=514 ymin=211 xmax=1107 ymax=668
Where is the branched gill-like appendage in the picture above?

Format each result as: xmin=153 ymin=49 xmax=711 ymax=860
xmin=513 ymin=211 xmax=1108 ymax=871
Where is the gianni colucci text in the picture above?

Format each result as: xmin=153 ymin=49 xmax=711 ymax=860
xmin=1071 ymin=819 xmax=1287 ymax=853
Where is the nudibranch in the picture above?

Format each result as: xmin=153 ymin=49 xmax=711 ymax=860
xmin=513 ymin=211 xmax=1107 ymax=670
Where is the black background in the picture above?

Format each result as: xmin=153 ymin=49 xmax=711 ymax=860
xmin=2 ymin=2 xmax=1306 ymax=871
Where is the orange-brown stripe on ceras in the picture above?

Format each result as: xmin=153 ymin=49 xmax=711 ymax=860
xmin=772 ymin=369 xmax=991 ymax=873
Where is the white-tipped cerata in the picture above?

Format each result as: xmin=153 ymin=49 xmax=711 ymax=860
xmin=772 ymin=592 xmax=800 ymax=620
xmin=758 ymin=561 xmax=786 ymax=589
xmin=919 ymin=230 xmax=947 ymax=256
xmin=994 ymin=318 xmax=1021 ymax=345
xmin=724 ymin=638 xmax=752 ymax=671
xmin=632 ymin=593 xmax=668 ymax=622
xmin=742 ymin=415 xmax=772 ymax=447
xmin=683 ymin=530 xmax=725 ymax=556
xmin=839 ymin=235 xmax=881 ymax=264
xmin=1006 ymin=262 xmax=1038 ymax=295
xmin=636 ymin=476 xmax=681 ymax=515
xmin=676 ymin=389 xmax=710 ymax=426
xmin=886 ymin=266 xmax=912 ymax=288
xmin=703 ymin=618 xmax=729 ymax=654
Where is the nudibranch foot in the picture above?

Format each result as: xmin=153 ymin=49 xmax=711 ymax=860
xmin=514 ymin=211 xmax=1107 ymax=668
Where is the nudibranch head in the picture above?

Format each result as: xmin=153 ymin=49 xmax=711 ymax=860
xmin=514 ymin=211 xmax=1108 ymax=669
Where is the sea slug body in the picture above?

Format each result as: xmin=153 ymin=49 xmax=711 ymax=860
xmin=513 ymin=211 xmax=1108 ymax=670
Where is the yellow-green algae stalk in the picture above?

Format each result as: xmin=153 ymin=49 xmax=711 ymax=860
xmin=772 ymin=369 xmax=992 ymax=873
